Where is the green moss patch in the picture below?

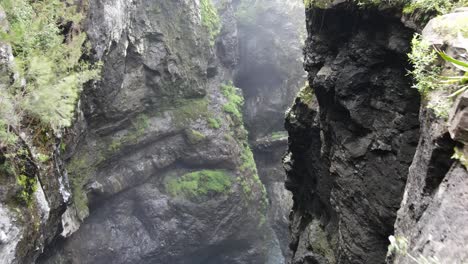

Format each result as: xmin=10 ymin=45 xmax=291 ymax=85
xmin=200 ymin=0 xmax=221 ymax=45
xmin=165 ymin=170 xmax=232 ymax=200
xmin=208 ymin=117 xmax=222 ymax=129
xmin=221 ymin=82 xmax=244 ymax=124
xmin=172 ymin=98 xmax=209 ymax=127
xmin=16 ymin=174 xmax=37 ymax=206
xmin=107 ymin=113 xmax=150 ymax=153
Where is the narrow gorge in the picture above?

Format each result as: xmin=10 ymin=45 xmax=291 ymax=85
xmin=0 ymin=0 xmax=467 ymax=264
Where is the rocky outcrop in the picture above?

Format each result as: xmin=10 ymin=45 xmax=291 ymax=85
xmin=286 ymin=2 xmax=468 ymax=264
xmin=392 ymin=10 xmax=468 ymax=264
xmin=37 ymin=0 xmax=270 ymax=263
xmin=284 ymin=3 xmax=421 ymax=263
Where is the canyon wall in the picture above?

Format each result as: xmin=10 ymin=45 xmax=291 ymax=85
xmin=38 ymin=0 xmax=270 ymax=263
xmin=1 ymin=0 xmax=305 ymax=263
xmin=285 ymin=2 xmax=468 ymax=264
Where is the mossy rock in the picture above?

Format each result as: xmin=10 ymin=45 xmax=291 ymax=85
xmin=165 ymin=170 xmax=233 ymax=201
xmin=171 ymin=98 xmax=209 ymax=127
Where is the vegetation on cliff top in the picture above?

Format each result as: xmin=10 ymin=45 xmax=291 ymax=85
xmin=408 ymin=34 xmax=467 ymax=118
xmin=0 ymin=0 xmax=99 ymax=137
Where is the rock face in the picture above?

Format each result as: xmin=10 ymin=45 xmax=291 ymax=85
xmin=284 ymin=3 xmax=421 ymax=263
xmin=37 ymin=0 xmax=271 ymax=263
xmin=392 ymin=10 xmax=468 ymax=264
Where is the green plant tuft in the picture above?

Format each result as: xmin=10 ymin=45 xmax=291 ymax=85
xmin=408 ymin=34 xmax=441 ymax=95
xmin=107 ymin=113 xmax=150 ymax=153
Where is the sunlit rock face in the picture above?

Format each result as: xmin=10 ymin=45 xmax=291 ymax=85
xmin=284 ymin=3 xmax=421 ymax=263
xmin=38 ymin=0 xmax=272 ymax=263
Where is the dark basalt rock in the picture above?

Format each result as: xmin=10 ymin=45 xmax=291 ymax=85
xmin=285 ymin=4 xmax=421 ymax=264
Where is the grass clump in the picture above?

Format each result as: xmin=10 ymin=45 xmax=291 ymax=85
xmin=238 ymin=142 xmax=268 ymax=212
xmin=166 ymin=170 xmax=232 ymax=200
xmin=0 ymin=147 xmax=39 ymax=207
xmin=66 ymin=153 xmax=94 ymax=220
xmin=303 ymin=0 xmax=334 ymax=9
xmin=408 ymin=34 xmax=441 ymax=95
xmin=221 ymin=82 xmax=244 ymax=123
xmin=388 ymin=235 xmax=441 ymax=264
xmin=408 ymin=34 xmax=449 ymax=117
xmin=200 ymin=0 xmax=221 ymax=45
